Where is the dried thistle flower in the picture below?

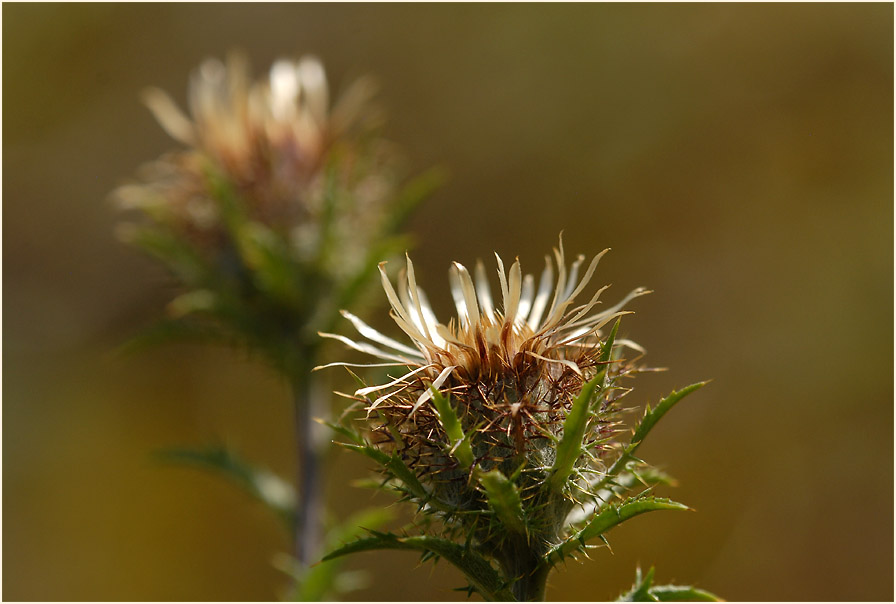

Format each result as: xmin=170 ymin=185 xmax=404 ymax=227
xmin=322 ymin=239 xmax=717 ymax=601
xmin=114 ymin=53 xmax=437 ymax=359
xmin=119 ymin=53 xmax=381 ymax=246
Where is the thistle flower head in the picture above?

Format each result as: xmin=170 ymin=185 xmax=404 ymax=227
xmin=323 ymin=239 xmax=650 ymax=550
xmin=324 ymin=241 xmax=712 ymax=600
xmin=115 ymin=52 xmax=400 ymax=277
xmin=113 ymin=53 xmax=435 ymax=352
xmin=137 ymin=53 xmax=375 ymax=218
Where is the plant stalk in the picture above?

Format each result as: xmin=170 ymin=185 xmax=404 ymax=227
xmin=496 ymin=537 xmax=552 ymax=601
xmin=292 ymin=367 xmax=325 ymax=567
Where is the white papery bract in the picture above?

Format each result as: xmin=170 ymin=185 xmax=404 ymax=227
xmin=322 ymin=238 xmax=649 ymax=417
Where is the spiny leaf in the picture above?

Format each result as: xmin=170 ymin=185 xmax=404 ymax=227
xmin=547 ymin=497 xmax=689 ymax=564
xmin=477 ymin=469 xmax=527 ymax=535
xmin=647 ymin=585 xmax=723 ymax=602
xmin=115 ymin=316 xmax=231 ymax=356
xmin=323 ymin=533 xmax=513 ymax=601
xmin=547 ymin=371 xmax=604 ymax=492
xmin=566 ymin=465 xmax=678 ymax=528
xmin=155 ymin=445 xmax=295 ymax=526
xmin=431 ymin=388 xmax=474 ymax=469
xmin=339 ymin=442 xmax=450 ymax=511
xmin=579 ymin=496 xmax=689 ymax=543
xmin=631 ymin=382 xmax=707 ymax=447
xmin=322 ymin=419 xmax=364 ymax=446
xmin=121 ymin=224 xmax=208 ymax=285
xmin=280 ymin=507 xmax=393 ymax=601
xmin=617 ymin=566 xmax=722 ymax=602
xmin=594 ymin=383 xmax=707 ymax=495
xmin=599 ymin=318 xmax=621 ymax=365
xmin=617 ymin=566 xmax=656 ymax=601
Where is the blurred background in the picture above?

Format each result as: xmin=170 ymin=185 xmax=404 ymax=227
xmin=3 ymin=4 xmax=893 ymax=601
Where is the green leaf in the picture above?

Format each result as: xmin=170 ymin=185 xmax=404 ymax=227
xmin=617 ymin=566 xmax=722 ymax=602
xmin=647 ymin=585 xmax=723 ymax=602
xmin=237 ymin=222 xmax=303 ymax=306
xmin=599 ymin=318 xmax=621 ymax=365
xmin=431 ymin=388 xmax=474 ymax=470
xmin=323 ymin=533 xmax=513 ymax=601
xmin=579 ymin=496 xmax=689 ymax=543
xmin=547 ymin=371 xmax=604 ymax=492
xmin=115 ymin=317 xmax=231 ymax=356
xmin=594 ymin=383 xmax=707 ymax=496
xmin=122 ymin=224 xmax=209 ymax=285
xmin=279 ymin=507 xmax=394 ymax=601
xmin=477 ymin=469 xmax=527 ymax=535
xmin=155 ymin=445 xmax=295 ymax=527
xmin=323 ymin=419 xmax=364 ymax=446
xmin=617 ymin=566 xmax=656 ymax=601
xmin=340 ymin=442 xmax=448 ymax=511
xmin=168 ymin=289 xmax=219 ymax=317
xmin=547 ymin=497 xmax=689 ymax=563
xmin=631 ymin=382 xmax=707 ymax=447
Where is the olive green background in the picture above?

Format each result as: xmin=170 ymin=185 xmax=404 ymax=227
xmin=4 ymin=3 xmax=893 ymax=601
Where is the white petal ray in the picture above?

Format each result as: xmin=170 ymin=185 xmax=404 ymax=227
xmin=378 ymin=263 xmax=428 ymax=343
xmin=517 ymin=274 xmax=535 ymax=323
xmin=319 ymin=332 xmax=414 ymax=363
xmin=409 ymin=365 xmax=457 ymax=416
xmin=474 ymin=260 xmax=496 ymax=322
xmin=397 ymin=268 xmax=427 ymax=337
xmin=390 ymin=311 xmax=437 ymax=353
xmin=616 ymin=338 xmax=647 ymax=354
xmin=339 ymin=310 xmax=422 ymax=357
xmin=405 ymin=255 xmax=433 ymax=340
xmin=553 ymin=311 xmax=632 ymax=346
xmin=505 ymin=258 xmax=522 ymax=326
xmin=312 ymin=361 xmax=416 ymax=371
xmin=594 ymin=287 xmax=651 ymax=321
xmin=296 ymin=56 xmax=329 ymax=126
xmin=561 ymin=254 xmax=586 ymax=302
xmin=494 ymin=253 xmax=509 ymax=317
xmin=367 ymin=383 xmax=412 ymax=414
xmin=453 ymin=262 xmax=480 ymax=327
xmin=141 ymin=88 xmax=196 ymax=145
xmin=564 ymin=250 xmax=608 ymax=310
xmin=546 ymin=245 xmax=567 ymax=327
xmin=378 ymin=263 xmax=411 ymax=321
xmin=561 ymin=287 xmax=650 ymax=333
xmin=435 ymin=323 xmax=470 ymax=348
xmin=416 ymin=288 xmax=447 ymax=348
xmin=523 ymin=351 xmax=582 ymax=376
xmin=527 ymin=255 xmax=554 ymax=329
xmin=561 ymin=284 xmax=611 ymax=329
xmin=356 ymin=364 xmax=433 ymax=396
xmin=448 ymin=265 xmax=469 ymax=327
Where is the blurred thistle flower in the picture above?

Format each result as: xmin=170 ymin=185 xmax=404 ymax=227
xmin=114 ymin=52 xmax=439 ymax=358
xmin=322 ymin=239 xmax=715 ymax=601
xmin=113 ymin=52 xmax=440 ymax=591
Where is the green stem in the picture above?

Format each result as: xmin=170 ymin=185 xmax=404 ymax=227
xmin=496 ymin=537 xmax=552 ymax=601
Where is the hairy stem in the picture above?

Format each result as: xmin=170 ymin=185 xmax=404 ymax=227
xmin=496 ymin=536 xmax=552 ymax=601
xmin=292 ymin=367 xmax=326 ymax=566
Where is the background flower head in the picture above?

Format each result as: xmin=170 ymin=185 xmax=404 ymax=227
xmin=112 ymin=52 xmax=438 ymax=358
